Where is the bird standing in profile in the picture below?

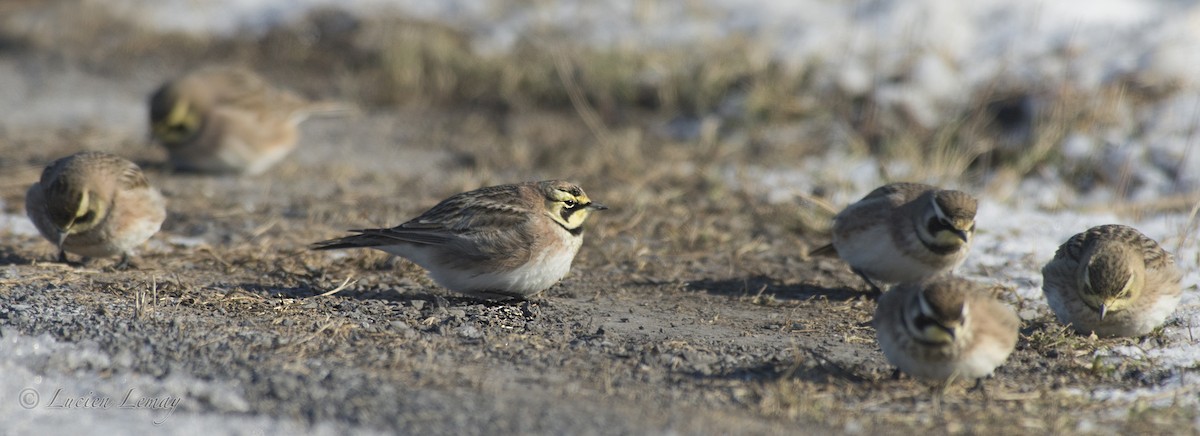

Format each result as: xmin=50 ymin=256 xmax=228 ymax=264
xmin=1041 ymin=224 xmax=1182 ymax=337
xmin=25 ymin=151 xmax=166 ymax=268
xmin=312 ymin=180 xmax=606 ymax=300
xmin=812 ymin=183 xmax=978 ymax=293
xmin=148 ymin=66 xmax=350 ymax=175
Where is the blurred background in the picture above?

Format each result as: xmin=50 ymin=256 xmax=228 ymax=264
xmin=3 ymin=0 xmax=1199 ymax=211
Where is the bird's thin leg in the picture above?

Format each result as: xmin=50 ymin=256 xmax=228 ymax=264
xmin=931 ymin=384 xmax=944 ymax=415
xmin=968 ymin=378 xmax=990 ymax=404
xmin=933 ymin=373 xmax=959 ymax=414
xmin=57 ymin=250 xmax=69 ymax=264
xmin=852 ymin=268 xmax=884 ymax=295
xmin=114 ymin=253 xmax=131 ymax=270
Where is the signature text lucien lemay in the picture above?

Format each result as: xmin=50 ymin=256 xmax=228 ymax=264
xmin=24 ymin=387 xmax=182 ymax=425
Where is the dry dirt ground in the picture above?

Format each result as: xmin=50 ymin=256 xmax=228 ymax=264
xmin=0 ymin=41 xmax=1195 ymax=436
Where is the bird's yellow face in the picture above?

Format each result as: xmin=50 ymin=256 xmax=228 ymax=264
xmin=1079 ymin=256 xmax=1141 ymax=320
xmin=542 ymin=182 xmax=606 ymax=232
xmin=920 ymin=321 xmax=959 ymax=344
xmin=925 ymin=193 xmax=976 ymax=248
xmin=932 ymin=217 xmax=976 ymax=247
xmin=47 ymin=188 xmax=108 ymax=237
xmin=910 ymin=287 xmax=967 ymax=345
xmin=149 ymin=88 xmax=202 ymax=146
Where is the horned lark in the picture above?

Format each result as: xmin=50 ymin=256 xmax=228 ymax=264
xmin=1041 ymin=224 xmax=1182 ymax=337
xmin=812 ymin=183 xmax=977 ymax=292
xmin=148 ymin=66 xmax=349 ymax=175
xmin=875 ymin=276 xmax=1019 ymax=401
xmin=311 ymin=180 xmax=607 ymax=300
xmin=25 ymin=151 xmax=166 ymax=267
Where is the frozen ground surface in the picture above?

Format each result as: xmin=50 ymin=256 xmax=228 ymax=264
xmin=103 ymin=0 xmax=1200 ymax=198
xmin=0 ymin=328 xmax=364 ymax=435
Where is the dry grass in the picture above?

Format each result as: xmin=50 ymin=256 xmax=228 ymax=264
xmin=5 ymin=2 xmax=1184 ymax=202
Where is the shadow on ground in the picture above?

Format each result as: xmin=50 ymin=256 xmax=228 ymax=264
xmin=684 ymin=275 xmax=869 ymax=302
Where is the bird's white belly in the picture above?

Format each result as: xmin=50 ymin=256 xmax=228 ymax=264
xmin=835 ymin=225 xmax=938 ymax=283
xmin=956 ymin=341 xmax=1012 ymax=379
xmin=384 ymin=236 xmax=582 ymax=297
xmin=449 ymin=248 xmax=578 ymax=294
xmin=1047 ymin=282 xmax=1182 ymax=337
xmin=880 ymin=333 xmax=1009 ymax=381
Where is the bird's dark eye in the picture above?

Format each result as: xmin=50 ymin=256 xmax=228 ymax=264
xmin=563 ymin=200 xmax=577 ymax=208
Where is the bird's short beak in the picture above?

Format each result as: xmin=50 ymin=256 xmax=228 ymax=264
xmin=587 ymin=202 xmax=608 ymax=211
